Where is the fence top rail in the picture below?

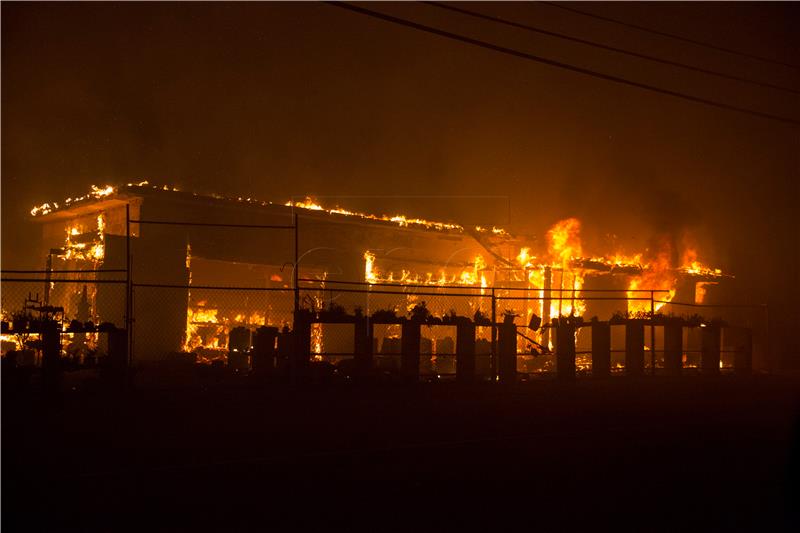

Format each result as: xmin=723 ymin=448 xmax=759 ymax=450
xmin=130 ymin=219 xmax=295 ymax=229
xmin=1 ymin=269 xmax=128 ymax=274
xmin=303 ymin=286 xmax=493 ymax=298
xmin=298 ymin=277 xmax=672 ymax=293
xmin=654 ymin=300 xmax=767 ymax=309
xmin=132 ymin=283 xmax=292 ymax=291
xmin=1 ymin=278 xmax=127 ymax=284
xmin=497 ymin=295 xmax=655 ymax=301
xmin=299 ymin=278 xmax=489 ymax=291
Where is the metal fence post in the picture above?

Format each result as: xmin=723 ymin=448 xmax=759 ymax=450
xmin=491 ymin=287 xmax=497 ymax=381
xmin=293 ymin=212 xmax=299 ymax=317
xmin=126 ymin=204 xmax=132 ymax=370
xmin=650 ymin=290 xmax=655 ymax=375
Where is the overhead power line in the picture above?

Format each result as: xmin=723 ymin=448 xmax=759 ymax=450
xmin=540 ymin=1 xmax=800 ymax=71
xmin=327 ymin=2 xmax=800 ymax=126
xmin=425 ymin=1 xmax=800 ymax=95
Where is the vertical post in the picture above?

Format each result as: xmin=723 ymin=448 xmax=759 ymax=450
xmin=353 ymin=315 xmax=372 ymax=377
xmin=663 ymin=320 xmax=683 ymax=377
xmin=252 ymin=326 xmax=279 ymax=375
xmin=763 ymin=304 xmax=770 ymax=372
xmin=41 ymin=319 xmax=62 ymax=393
xmin=542 ymin=266 xmax=552 ymax=349
xmin=44 ymin=252 xmax=53 ymax=305
xmin=490 ymin=288 xmax=497 ymax=381
xmin=650 ymin=290 xmax=656 ymax=375
xmin=455 ymin=319 xmax=476 ymax=383
xmin=497 ymin=319 xmax=517 ymax=383
xmin=293 ymin=212 xmax=299 ymax=317
xmin=625 ymin=320 xmax=645 ymax=376
xmin=591 ymin=321 xmax=611 ymax=378
xmin=701 ymin=324 xmax=721 ymax=376
xmin=400 ymin=320 xmax=421 ymax=383
xmin=555 ymin=319 xmax=576 ymax=380
xmin=125 ymin=204 xmax=132 ymax=370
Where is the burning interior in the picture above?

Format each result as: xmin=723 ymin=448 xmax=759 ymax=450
xmin=3 ymin=181 xmax=750 ymax=374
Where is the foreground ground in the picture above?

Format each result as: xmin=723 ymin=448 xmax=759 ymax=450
xmin=4 ymin=374 xmax=799 ymax=531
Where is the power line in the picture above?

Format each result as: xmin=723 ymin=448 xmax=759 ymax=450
xmin=425 ymin=1 xmax=800 ymax=95
xmin=327 ymin=2 xmax=800 ymax=126
xmin=540 ymin=1 xmax=800 ymax=71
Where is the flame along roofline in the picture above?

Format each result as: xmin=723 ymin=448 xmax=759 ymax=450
xmin=28 ymin=182 xmax=728 ymax=280
xmin=30 ymin=182 xmax=514 ymax=237
xmin=513 ymin=256 xmax=728 ymax=279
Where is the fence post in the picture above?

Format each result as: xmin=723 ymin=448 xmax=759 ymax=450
xmin=490 ymin=288 xmax=497 ymax=382
xmin=663 ymin=320 xmax=682 ymax=376
xmin=555 ymin=319 xmax=576 ymax=380
xmin=650 ymin=290 xmax=656 ymax=375
xmin=701 ymin=324 xmax=721 ymax=375
xmin=401 ymin=320 xmax=421 ymax=383
xmin=293 ymin=212 xmax=299 ymax=317
xmin=125 ymin=204 xmax=132 ymax=371
xmin=455 ymin=318 xmax=476 ymax=383
xmin=591 ymin=321 xmax=611 ymax=378
xmin=497 ymin=318 xmax=517 ymax=384
xmin=625 ymin=320 xmax=645 ymax=376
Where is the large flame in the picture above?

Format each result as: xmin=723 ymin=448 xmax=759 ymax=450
xmin=547 ymin=217 xmax=582 ymax=266
xmin=60 ymin=213 xmax=106 ymax=262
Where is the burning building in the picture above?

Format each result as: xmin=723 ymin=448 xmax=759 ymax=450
xmin=22 ymin=182 xmax=736 ymax=369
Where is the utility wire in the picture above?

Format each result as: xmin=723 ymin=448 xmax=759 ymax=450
xmin=425 ymin=1 xmax=799 ymax=95
xmin=327 ymin=2 xmax=800 ymax=126
xmin=540 ymin=1 xmax=800 ymax=71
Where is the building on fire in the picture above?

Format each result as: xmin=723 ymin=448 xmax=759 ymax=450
xmin=20 ymin=182 xmax=749 ymax=369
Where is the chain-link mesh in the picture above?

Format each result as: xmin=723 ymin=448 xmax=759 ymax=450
xmin=131 ymin=284 xmax=293 ymax=364
xmin=1 ymin=275 xmax=127 ymax=364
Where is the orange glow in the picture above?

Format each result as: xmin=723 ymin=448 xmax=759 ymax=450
xmin=627 ymin=241 xmax=677 ymax=314
xmin=547 ymin=217 xmax=582 ymax=267
xmin=288 ymin=197 xmax=463 ymax=232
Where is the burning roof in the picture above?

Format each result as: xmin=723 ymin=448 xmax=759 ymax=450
xmin=30 ymin=181 xmax=728 ymax=294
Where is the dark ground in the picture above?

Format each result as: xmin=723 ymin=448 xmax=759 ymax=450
xmin=4 ymin=374 xmax=799 ymax=531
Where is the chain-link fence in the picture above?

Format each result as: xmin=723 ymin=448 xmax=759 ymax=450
xmin=1 ymin=271 xmax=127 ymax=366
xmin=2 ymin=266 xmax=766 ymax=380
xmin=297 ymin=280 xmax=493 ymax=378
xmin=494 ymin=287 xmax=767 ymax=377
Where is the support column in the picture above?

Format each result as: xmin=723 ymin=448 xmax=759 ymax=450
xmin=497 ymin=320 xmax=517 ymax=383
xmin=701 ymin=325 xmax=721 ymax=376
xmin=401 ymin=320 xmax=421 ymax=383
xmin=625 ymin=321 xmax=645 ymax=376
xmin=542 ymin=266 xmax=552 ymax=350
xmin=663 ymin=322 xmax=683 ymax=376
xmin=41 ymin=321 xmax=62 ymax=392
xmin=252 ymin=326 xmax=278 ymax=375
xmin=353 ymin=316 xmax=372 ymax=377
xmin=292 ymin=311 xmax=312 ymax=380
xmin=227 ymin=327 xmax=251 ymax=371
xmin=591 ymin=321 xmax=611 ymax=378
xmin=555 ymin=319 xmax=576 ymax=380
xmin=456 ymin=319 xmax=476 ymax=383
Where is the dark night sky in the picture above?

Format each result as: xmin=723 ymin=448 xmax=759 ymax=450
xmin=2 ymin=2 xmax=799 ymax=359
